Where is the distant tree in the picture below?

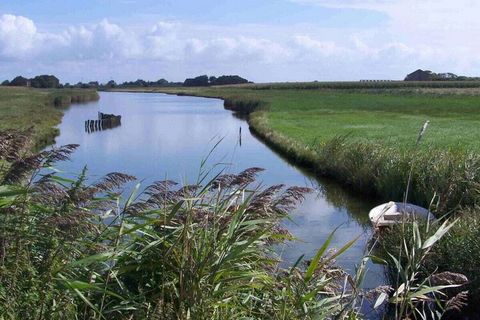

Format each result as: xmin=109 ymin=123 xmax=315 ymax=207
xmin=74 ymin=82 xmax=90 ymax=88
xmin=30 ymin=75 xmax=60 ymax=88
xmin=87 ymin=81 xmax=99 ymax=88
xmin=106 ymin=80 xmax=117 ymax=88
xmin=155 ymin=79 xmax=169 ymax=86
xmin=212 ymin=75 xmax=250 ymax=86
xmin=1 ymin=80 xmax=9 ymax=86
xmin=435 ymin=72 xmax=458 ymax=81
xmin=64 ymin=82 xmax=72 ymax=88
xmin=9 ymin=76 xmax=29 ymax=86
xmin=209 ymin=76 xmax=217 ymax=84
xmin=184 ymin=75 xmax=209 ymax=87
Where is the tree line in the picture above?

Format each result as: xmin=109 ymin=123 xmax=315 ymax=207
xmin=1 ymin=74 xmax=252 ymax=89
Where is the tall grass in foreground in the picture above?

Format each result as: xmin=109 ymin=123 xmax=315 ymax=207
xmin=0 ymin=130 xmax=470 ymax=319
xmin=0 ymin=130 xmax=363 ymax=319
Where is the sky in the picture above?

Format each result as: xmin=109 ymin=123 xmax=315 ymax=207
xmin=0 ymin=0 xmax=479 ymax=83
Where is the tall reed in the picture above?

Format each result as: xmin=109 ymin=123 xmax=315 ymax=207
xmin=0 ymin=130 xmax=470 ymax=319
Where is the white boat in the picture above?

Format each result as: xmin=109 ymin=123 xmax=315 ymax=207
xmin=369 ymin=201 xmax=434 ymax=228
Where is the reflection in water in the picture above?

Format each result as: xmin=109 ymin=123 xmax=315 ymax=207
xmin=50 ymin=92 xmax=386 ymax=291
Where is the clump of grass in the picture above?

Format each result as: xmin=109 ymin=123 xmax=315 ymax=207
xmin=372 ymin=121 xmax=474 ymax=318
xmin=377 ymin=221 xmax=469 ymax=319
xmin=51 ymin=89 xmax=99 ymax=106
xmin=224 ymin=96 xmax=267 ymax=114
xmin=423 ymin=211 xmax=480 ymax=309
xmin=312 ymin=138 xmax=480 ymax=213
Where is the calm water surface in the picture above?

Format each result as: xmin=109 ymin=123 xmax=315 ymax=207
xmin=52 ymin=92 xmax=385 ymax=294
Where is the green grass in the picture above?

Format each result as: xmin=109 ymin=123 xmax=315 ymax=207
xmin=263 ymin=91 xmax=480 ymax=150
xmin=0 ymin=87 xmax=99 ymax=150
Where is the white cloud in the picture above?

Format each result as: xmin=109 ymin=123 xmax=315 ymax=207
xmin=0 ymin=14 xmax=38 ymax=58
xmin=293 ymin=35 xmax=348 ymax=58
xmin=1 ymin=4 xmax=480 ymax=82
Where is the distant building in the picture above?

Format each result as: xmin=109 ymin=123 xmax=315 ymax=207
xmin=404 ymin=69 xmax=434 ymax=81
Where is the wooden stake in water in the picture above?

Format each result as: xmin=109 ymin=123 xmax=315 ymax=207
xmin=239 ymin=126 xmax=242 ymax=147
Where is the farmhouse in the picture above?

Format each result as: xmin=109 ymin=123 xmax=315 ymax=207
xmin=404 ymin=69 xmax=434 ymax=81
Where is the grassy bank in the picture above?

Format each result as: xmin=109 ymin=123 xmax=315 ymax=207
xmin=0 ymin=87 xmax=99 ymax=150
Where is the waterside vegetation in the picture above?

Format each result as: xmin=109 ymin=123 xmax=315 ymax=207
xmin=0 ymin=131 xmax=469 ymax=319
xmin=0 ymin=87 xmax=99 ymax=150
xmin=111 ymin=83 xmax=480 ymax=309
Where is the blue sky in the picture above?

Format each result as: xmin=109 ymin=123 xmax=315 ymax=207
xmin=0 ymin=0 xmax=387 ymax=27
xmin=0 ymin=0 xmax=478 ymax=83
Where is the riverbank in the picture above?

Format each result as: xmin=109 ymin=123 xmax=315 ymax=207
xmin=109 ymin=85 xmax=480 ymax=212
xmin=0 ymin=87 xmax=99 ymax=150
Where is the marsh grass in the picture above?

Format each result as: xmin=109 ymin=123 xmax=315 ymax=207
xmin=0 ymin=87 xmax=99 ymax=151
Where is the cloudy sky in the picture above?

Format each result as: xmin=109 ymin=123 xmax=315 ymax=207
xmin=0 ymin=0 xmax=478 ymax=83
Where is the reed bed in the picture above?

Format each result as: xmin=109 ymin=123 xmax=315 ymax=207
xmin=0 ymin=130 xmax=468 ymax=319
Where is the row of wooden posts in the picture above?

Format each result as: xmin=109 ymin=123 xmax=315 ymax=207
xmin=85 ymin=112 xmax=122 ymax=133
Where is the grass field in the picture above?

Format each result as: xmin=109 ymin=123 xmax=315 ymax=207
xmin=0 ymin=86 xmax=99 ymax=149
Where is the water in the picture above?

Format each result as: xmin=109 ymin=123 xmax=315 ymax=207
xmin=52 ymin=91 xmax=385 ymax=293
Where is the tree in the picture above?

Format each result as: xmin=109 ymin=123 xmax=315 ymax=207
xmin=184 ymin=75 xmax=209 ymax=87
xmin=155 ymin=79 xmax=169 ymax=86
xmin=30 ymin=75 xmax=60 ymax=88
xmin=9 ymin=76 xmax=29 ymax=86
xmin=212 ymin=75 xmax=249 ymax=86
xmin=1 ymin=80 xmax=9 ymax=86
